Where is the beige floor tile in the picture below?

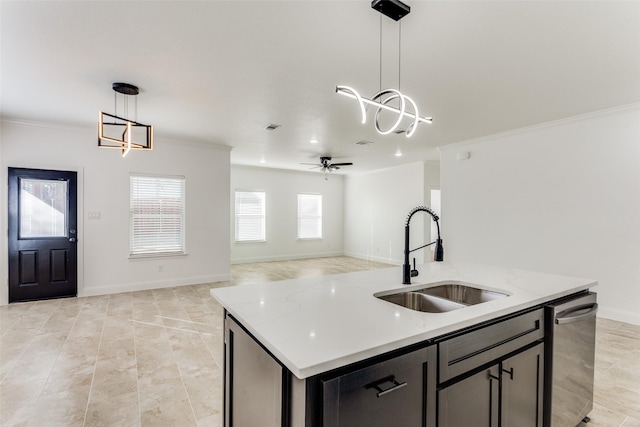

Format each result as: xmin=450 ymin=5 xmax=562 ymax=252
xmin=141 ymin=398 xmax=197 ymax=427
xmin=138 ymin=364 xmax=189 ymax=412
xmin=89 ymin=365 xmax=138 ymax=402
xmin=41 ymin=368 xmax=93 ymax=396
xmin=100 ymin=316 xmax=135 ymax=342
xmin=2 ymin=348 xmax=59 ymax=383
xmin=0 ymin=378 xmax=46 ymax=426
xmin=84 ymin=392 xmax=140 ymax=427
xmin=197 ymin=413 xmax=223 ymax=427
xmin=181 ymin=366 xmax=223 ymax=421
xmin=30 ymin=387 xmax=89 ymax=427
xmin=622 ymin=416 xmax=640 ymax=427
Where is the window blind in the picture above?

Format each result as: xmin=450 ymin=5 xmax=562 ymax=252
xmin=235 ymin=191 xmax=265 ymax=242
xmin=130 ymin=175 xmax=185 ymax=255
xmin=298 ymin=194 xmax=322 ymax=239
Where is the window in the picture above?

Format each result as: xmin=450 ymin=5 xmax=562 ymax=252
xmin=130 ymin=174 xmax=185 ymax=256
xmin=298 ymin=194 xmax=322 ymax=239
xmin=235 ymin=191 xmax=266 ymax=242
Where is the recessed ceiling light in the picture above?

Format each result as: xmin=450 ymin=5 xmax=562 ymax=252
xmin=265 ymin=123 xmax=281 ymax=131
xmin=310 ymin=139 xmax=319 ymax=144
xmin=395 ymin=150 xmax=403 ymax=157
xmin=260 ymin=158 xmax=266 ymax=163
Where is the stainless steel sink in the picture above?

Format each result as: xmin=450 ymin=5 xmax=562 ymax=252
xmin=378 ymin=292 xmax=467 ymax=313
xmin=376 ymin=281 xmax=509 ymax=313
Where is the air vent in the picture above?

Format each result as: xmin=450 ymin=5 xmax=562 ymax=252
xmin=265 ymin=123 xmax=281 ymax=131
xmin=355 ymin=140 xmax=374 ymax=146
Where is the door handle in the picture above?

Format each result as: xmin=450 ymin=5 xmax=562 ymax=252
xmin=555 ymin=303 xmax=598 ymax=325
xmin=69 ymin=237 xmax=77 ymax=242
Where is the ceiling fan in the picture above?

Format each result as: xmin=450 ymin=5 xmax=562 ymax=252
xmin=301 ymin=156 xmax=353 ymax=177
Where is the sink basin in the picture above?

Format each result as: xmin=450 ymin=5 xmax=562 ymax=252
xmin=376 ymin=281 xmax=509 ymax=313
xmin=420 ymin=283 xmax=508 ymax=305
xmin=378 ymin=292 xmax=466 ymax=313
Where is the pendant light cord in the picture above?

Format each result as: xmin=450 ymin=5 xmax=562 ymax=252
xmin=113 ymin=89 xmax=137 ymax=122
xmin=379 ymin=14 xmax=382 ymax=93
xmin=398 ymin=21 xmax=402 ymax=92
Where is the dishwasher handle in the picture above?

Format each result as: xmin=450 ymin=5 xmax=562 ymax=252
xmin=555 ymin=303 xmax=598 ymax=325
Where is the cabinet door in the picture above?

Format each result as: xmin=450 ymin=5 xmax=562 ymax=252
xmin=501 ymin=344 xmax=544 ymax=427
xmin=438 ymin=365 xmax=500 ymax=427
xmin=322 ymin=345 xmax=435 ymax=427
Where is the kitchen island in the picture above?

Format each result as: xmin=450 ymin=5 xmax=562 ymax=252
xmin=211 ymin=262 xmax=597 ymax=426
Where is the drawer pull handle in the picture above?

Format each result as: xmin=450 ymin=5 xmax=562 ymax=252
xmin=366 ymin=375 xmax=407 ymax=398
xmin=502 ymin=367 xmax=514 ymax=380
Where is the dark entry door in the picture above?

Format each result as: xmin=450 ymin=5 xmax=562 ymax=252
xmin=8 ymin=168 xmax=78 ymax=302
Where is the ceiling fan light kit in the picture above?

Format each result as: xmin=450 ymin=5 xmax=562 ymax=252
xmin=336 ymin=0 xmax=432 ymax=138
xmin=98 ymin=82 xmax=153 ymax=157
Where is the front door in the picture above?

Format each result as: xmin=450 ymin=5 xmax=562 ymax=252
xmin=8 ymin=168 xmax=78 ymax=302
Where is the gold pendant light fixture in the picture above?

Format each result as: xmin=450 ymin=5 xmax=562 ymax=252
xmin=336 ymin=0 xmax=432 ymax=137
xmin=98 ymin=83 xmax=153 ymax=157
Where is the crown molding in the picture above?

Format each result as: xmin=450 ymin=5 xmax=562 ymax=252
xmin=0 ymin=117 xmax=232 ymax=152
xmin=438 ymin=102 xmax=640 ymax=152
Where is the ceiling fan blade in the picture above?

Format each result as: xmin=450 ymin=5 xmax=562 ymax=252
xmin=330 ymin=162 xmax=353 ymax=166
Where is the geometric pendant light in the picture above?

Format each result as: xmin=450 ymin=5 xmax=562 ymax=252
xmin=98 ymin=82 xmax=153 ymax=157
xmin=336 ymin=0 xmax=432 ymax=138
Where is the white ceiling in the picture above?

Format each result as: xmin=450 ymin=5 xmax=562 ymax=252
xmin=2 ymin=1 xmax=639 ymax=174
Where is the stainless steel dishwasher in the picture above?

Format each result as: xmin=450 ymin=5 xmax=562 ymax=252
xmin=544 ymin=292 xmax=598 ymax=427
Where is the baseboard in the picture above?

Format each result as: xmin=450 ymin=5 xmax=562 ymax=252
xmin=231 ymin=251 xmax=344 ymax=265
xmin=82 ymin=273 xmax=231 ymax=297
xmin=597 ymin=307 xmax=640 ymax=326
xmin=342 ymin=251 xmax=401 ymax=266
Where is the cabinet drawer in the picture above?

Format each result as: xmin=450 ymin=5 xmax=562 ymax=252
xmin=322 ymin=345 xmax=435 ymax=427
xmin=439 ymin=309 xmax=543 ymax=382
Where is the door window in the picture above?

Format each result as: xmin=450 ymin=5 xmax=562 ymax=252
xmin=19 ymin=178 xmax=68 ymax=238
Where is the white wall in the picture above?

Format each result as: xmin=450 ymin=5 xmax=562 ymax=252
xmin=344 ymin=162 xmax=427 ymax=265
xmin=440 ymin=104 xmax=640 ymax=324
xmin=230 ymin=165 xmax=344 ymax=263
xmin=0 ymin=120 xmax=231 ymax=304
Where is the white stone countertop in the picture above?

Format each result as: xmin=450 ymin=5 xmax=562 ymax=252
xmin=210 ymin=262 xmax=596 ymax=379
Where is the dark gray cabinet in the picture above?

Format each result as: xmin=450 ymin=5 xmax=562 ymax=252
xmin=438 ymin=344 xmax=544 ymax=427
xmin=437 ymin=308 xmax=544 ymax=427
xmin=322 ymin=345 xmax=436 ymax=427
xmin=223 ymin=307 xmax=547 ymax=427
xmin=502 ymin=344 xmax=544 ymax=426
xmin=438 ymin=365 xmax=500 ymax=427
xmin=224 ymin=313 xmax=436 ymax=427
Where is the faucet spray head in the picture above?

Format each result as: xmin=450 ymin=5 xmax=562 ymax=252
xmin=434 ymin=239 xmax=444 ymax=262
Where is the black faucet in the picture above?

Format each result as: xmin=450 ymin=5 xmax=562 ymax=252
xmin=403 ymin=206 xmax=444 ymax=284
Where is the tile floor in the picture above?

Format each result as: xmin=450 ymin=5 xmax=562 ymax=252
xmin=0 ymin=256 xmax=638 ymax=426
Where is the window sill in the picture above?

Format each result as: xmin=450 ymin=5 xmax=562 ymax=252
xmin=234 ymin=240 xmax=266 ymax=244
xmin=129 ymin=252 xmax=188 ymax=260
